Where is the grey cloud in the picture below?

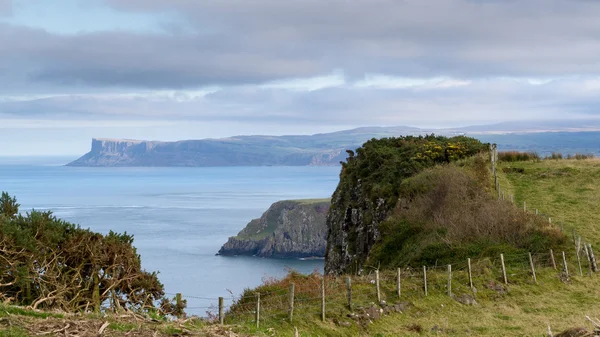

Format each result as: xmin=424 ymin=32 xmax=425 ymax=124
xmin=2 ymin=1 xmax=600 ymax=91
xmin=3 ymin=79 xmax=600 ymax=127
xmin=0 ymin=0 xmax=11 ymax=17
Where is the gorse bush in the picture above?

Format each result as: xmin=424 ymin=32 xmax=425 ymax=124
xmin=338 ymin=134 xmax=488 ymax=216
xmin=0 ymin=192 xmax=179 ymax=314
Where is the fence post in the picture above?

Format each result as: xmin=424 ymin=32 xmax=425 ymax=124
xmin=447 ymin=265 xmax=452 ymax=296
xmin=346 ymin=277 xmax=352 ymax=311
xmin=550 ymin=249 xmax=557 ymax=270
xmin=576 ymin=237 xmax=583 ymax=277
xmin=321 ymin=276 xmax=326 ymax=322
xmin=396 ymin=268 xmax=401 ymax=298
xmin=500 ymin=254 xmax=508 ymax=284
xmin=255 ymin=293 xmax=260 ymax=329
xmin=523 ymin=201 xmax=527 ymax=212
xmin=375 ymin=270 xmax=381 ymax=303
xmin=218 ymin=297 xmax=224 ymax=325
xmin=528 ymin=253 xmax=537 ymax=284
xmin=288 ymin=283 xmax=295 ymax=323
xmin=175 ymin=293 xmax=183 ymax=319
xmin=468 ymin=258 xmax=474 ymax=291
xmin=562 ymin=251 xmax=569 ymax=278
xmin=584 ymin=244 xmax=593 ymax=275
xmin=589 ymin=244 xmax=598 ymax=272
xmin=535 ymin=209 xmax=538 ymax=215
xmin=423 ymin=266 xmax=428 ymax=296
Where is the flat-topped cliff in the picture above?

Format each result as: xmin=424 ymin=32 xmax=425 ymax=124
xmin=218 ymin=199 xmax=330 ymax=258
xmin=66 ymin=127 xmax=422 ymax=167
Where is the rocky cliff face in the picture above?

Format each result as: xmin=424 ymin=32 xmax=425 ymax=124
xmin=324 ymin=179 xmax=389 ymax=275
xmin=218 ymin=200 xmax=330 ymax=258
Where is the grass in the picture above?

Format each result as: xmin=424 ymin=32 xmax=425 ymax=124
xmin=225 ymin=263 xmax=600 ymax=336
xmin=0 ymin=305 xmax=64 ymax=319
xmin=498 ymin=158 xmax=600 ymax=243
xmin=0 ymin=303 xmax=208 ymax=336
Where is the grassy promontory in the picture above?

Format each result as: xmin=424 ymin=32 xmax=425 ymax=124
xmin=222 ymin=146 xmax=600 ymax=336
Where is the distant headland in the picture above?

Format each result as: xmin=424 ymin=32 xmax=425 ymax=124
xmin=66 ymin=121 xmax=600 ymax=167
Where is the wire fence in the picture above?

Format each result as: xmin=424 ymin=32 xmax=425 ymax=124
xmin=161 ymin=245 xmax=598 ymax=329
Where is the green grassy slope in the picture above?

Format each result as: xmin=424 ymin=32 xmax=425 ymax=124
xmin=498 ymin=158 xmax=600 ymax=243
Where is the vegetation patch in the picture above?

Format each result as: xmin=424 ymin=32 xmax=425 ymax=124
xmin=0 ymin=192 xmax=181 ymax=315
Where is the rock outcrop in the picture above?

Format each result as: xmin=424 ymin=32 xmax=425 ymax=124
xmin=324 ymin=135 xmax=489 ymax=275
xmin=218 ymin=199 xmax=330 ymax=258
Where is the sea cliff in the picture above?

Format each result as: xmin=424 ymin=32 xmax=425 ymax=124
xmin=218 ymin=199 xmax=330 ymax=258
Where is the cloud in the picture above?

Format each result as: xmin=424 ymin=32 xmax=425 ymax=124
xmin=0 ymin=0 xmax=10 ymax=17
xmin=2 ymin=78 xmax=599 ymax=129
xmin=2 ymin=0 xmax=600 ymax=93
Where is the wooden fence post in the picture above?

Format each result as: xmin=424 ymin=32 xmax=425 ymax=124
xmin=218 ymin=297 xmax=224 ymax=325
xmin=576 ymin=237 xmax=583 ymax=277
xmin=447 ymin=265 xmax=452 ymax=296
xmin=346 ymin=277 xmax=352 ymax=311
xmin=550 ymin=249 xmax=557 ymax=270
xmin=288 ymin=283 xmax=295 ymax=323
xmin=589 ymin=244 xmax=598 ymax=272
xmin=562 ymin=251 xmax=569 ymax=278
xmin=535 ymin=209 xmax=539 ymax=215
xmin=584 ymin=244 xmax=593 ymax=275
xmin=255 ymin=293 xmax=260 ymax=329
xmin=468 ymin=258 xmax=474 ymax=290
xmin=423 ymin=266 xmax=428 ymax=296
xmin=500 ymin=254 xmax=508 ymax=284
xmin=321 ymin=277 xmax=326 ymax=322
xmin=523 ymin=201 xmax=527 ymax=212
xmin=396 ymin=268 xmax=401 ymax=298
xmin=175 ymin=293 xmax=182 ymax=318
xmin=375 ymin=269 xmax=381 ymax=303
xmin=528 ymin=253 xmax=537 ymax=284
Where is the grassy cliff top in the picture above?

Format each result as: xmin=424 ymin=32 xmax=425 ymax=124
xmin=234 ymin=199 xmax=330 ymax=241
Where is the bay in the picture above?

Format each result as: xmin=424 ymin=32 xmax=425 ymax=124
xmin=0 ymin=157 xmax=340 ymax=315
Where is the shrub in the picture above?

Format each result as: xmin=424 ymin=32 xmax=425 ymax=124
xmin=0 ymin=192 xmax=174 ymax=313
xmin=498 ymin=151 xmax=540 ymax=162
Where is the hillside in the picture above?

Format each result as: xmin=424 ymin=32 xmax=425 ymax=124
xmin=219 ymin=150 xmax=600 ymax=336
xmin=218 ymin=199 xmax=330 ymax=258
xmin=497 ymin=158 xmax=600 ymax=244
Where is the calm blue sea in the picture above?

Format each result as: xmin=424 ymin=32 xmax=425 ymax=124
xmin=0 ymin=157 xmax=340 ymax=315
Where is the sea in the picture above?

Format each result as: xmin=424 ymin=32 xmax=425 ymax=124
xmin=0 ymin=156 xmax=341 ymax=315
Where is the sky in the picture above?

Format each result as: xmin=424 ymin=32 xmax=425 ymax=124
xmin=1 ymin=0 xmax=600 ymax=155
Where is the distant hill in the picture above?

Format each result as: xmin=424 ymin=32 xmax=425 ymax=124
xmin=66 ymin=126 xmax=421 ymax=167
xmin=67 ymin=122 xmax=600 ymax=167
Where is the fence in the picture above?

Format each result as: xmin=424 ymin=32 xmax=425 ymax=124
xmin=165 ymin=246 xmax=597 ymax=328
